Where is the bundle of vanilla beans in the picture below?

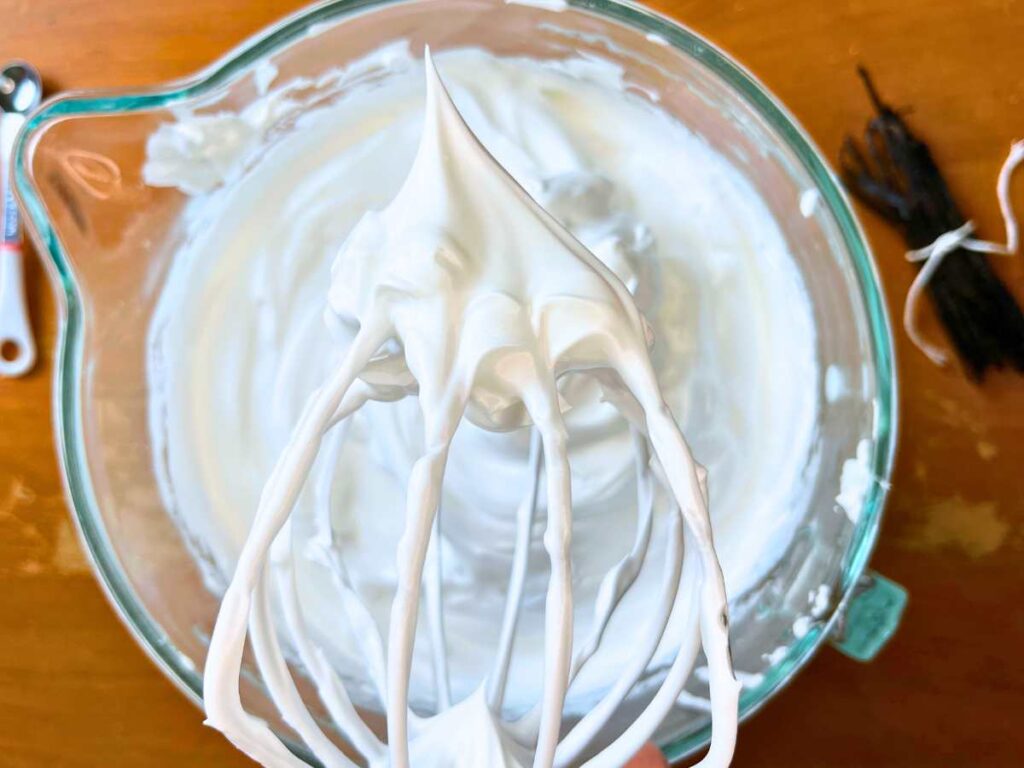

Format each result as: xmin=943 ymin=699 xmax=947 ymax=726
xmin=840 ymin=68 xmax=1024 ymax=380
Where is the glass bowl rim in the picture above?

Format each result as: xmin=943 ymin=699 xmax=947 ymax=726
xmin=13 ymin=0 xmax=899 ymax=762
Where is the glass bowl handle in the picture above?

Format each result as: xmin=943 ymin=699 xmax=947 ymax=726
xmin=829 ymin=571 xmax=907 ymax=662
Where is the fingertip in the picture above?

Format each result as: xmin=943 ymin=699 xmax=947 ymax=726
xmin=625 ymin=742 xmax=669 ymax=767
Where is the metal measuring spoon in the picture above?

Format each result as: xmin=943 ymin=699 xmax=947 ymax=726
xmin=0 ymin=61 xmax=42 ymax=377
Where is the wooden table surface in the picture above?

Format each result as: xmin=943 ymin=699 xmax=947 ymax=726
xmin=2 ymin=0 xmax=1023 ymax=765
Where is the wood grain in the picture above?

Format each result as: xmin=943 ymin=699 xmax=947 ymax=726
xmin=1 ymin=0 xmax=1022 ymax=765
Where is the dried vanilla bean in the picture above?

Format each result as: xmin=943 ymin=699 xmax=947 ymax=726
xmin=840 ymin=68 xmax=1024 ymax=379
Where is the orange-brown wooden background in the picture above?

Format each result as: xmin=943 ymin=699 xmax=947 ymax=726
xmin=1 ymin=0 xmax=1022 ymax=765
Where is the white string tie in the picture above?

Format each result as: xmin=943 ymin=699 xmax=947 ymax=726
xmin=903 ymin=140 xmax=1024 ymax=365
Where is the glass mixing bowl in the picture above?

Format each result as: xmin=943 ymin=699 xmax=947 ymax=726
xmin=14 ymin=0 xmax=905 ymax=763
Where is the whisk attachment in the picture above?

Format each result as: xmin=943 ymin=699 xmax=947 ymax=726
xmin=202 ymin=50 xmax=740 ymax=768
